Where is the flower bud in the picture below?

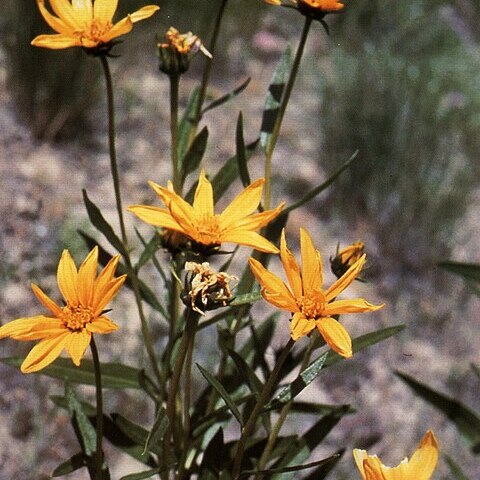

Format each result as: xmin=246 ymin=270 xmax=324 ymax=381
xmin=330 ymin=241 xmax=365 ymax=279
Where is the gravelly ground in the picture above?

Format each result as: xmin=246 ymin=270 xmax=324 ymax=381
xmin=0 ymin=14 xmax=479 ymax=479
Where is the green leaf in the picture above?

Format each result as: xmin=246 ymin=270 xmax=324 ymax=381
xmin=135 ymin=231 xmax=162 ymax=272
xmin=51 ymin=452 xmax=88 ymax=477
xmin=438 ymin=261 xmax=480 ymax=284
xmin=197 ymin=363 xmax=244 ymax=426
xmin=289 ymin=402 xmax=354 ymax=416
xmin=143 ymin=406 xmax=168 ymax=455
xmin=178 ymin=87 xmax=200 ymax=167
xmin=471 ymin=363 xmax=480 ymax=382
xmin=182 ymin=126 xmax=209 ymax=182
xmin=201 ymin=427 xmax=225 ymax=472
xmin=119 ymin=468 xmax=162 ymax=480
xmin=265 ymin=353 xmax=328 ymax=410
xmin=303 ymin=450 xmax=344 ymax=480
xmin=202 ymin=77 xmax=251 ymax=115
xmin=445 ymin=455 xmax=470 ymax=480
xmin=260 ymin=45 xmax=292 ymax=150
xmin=304 ymin=414 xmax=343 ymax=450
xmin=236 ymin=112 xmax=251 ymax=188
xmin=230 ymin=292 xmax=262 ymax=306
xmin=227 ymin=348 xmax=263 ymax=396
xmin=323 ymin=325 xmax=406 ymax=369
xmin=282 ymin=150 xmax=359 ymax=216
xmin=82 ymin=189 xmax=128 ymax=258
xmin=1 ymin=357 xmax=142 ymax=389
xmin=396 ymin=371 xmax=480 ymax=454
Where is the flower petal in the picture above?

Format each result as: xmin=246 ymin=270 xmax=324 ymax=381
xmin=323 ymin=298 xmax=384 ymax=316
xmin=193 ymin=170 xmax=214 ymax=218
xmin=93 ymin=0 xmax=118 ymax=22
xmin=101 ymin=15 xmax=133 ymax=42
xmin=353 ymin=449 xmax=369 ymax=480
xmin=128 ymin=205 xmax=182 ymax=230
xmin=325 ymin=254 xmax=366 ymax=302
xmin=363 ymin=458 xmax=386 ymax=480
xmin=315 ymin=316 xmax=352 ymax=358
xmin=71 ymin=0 xmax=93 ymax=25
xmin=93 ymin=275 xmax=127 ymax=317
xmin=77 ymin=247 xmax=98 ymax=307
xmin=0 ymin=316 xmax=65 ymax=341
xmin=280 ymin=229 xmax=302 ymax=298
xmin=218 ymin=178 xmax=264 ymax=227
xmin=36 ymin=0 xmax=73 ymax=34
xmin=129 ymin=5 xmax=160 ymax=23
xmin=57 ymin=249 xmax=79 ymax=305
xmin=65 ymin=329 xmax=91 ymax=366
xmin=87 ymin=315 xmax=119 ymax=334
xmin=223 ymin=230 xmax=279 ymax=253
xmin=49 ymin=0 xmax=83 ymax=29
xmin=31 ymin=283 xmax=63 ymax=317
xmin=21 ymin=332 xmax=70 ymax=373
xmin=31 ymin=33 xmax=81 ymax=49
xmin=290 ymin=312 xmax=316 ymax=341
xmin=248 ymin=258 xmax=298 ymax=311
xmin=300 ymin=228 xmax=323 ymax=295
xmin=229 ymin=202 xmax=285 ymax=231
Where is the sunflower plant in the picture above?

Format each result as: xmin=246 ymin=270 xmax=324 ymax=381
xmin=0 ymin=0 xmax=448 ymax=479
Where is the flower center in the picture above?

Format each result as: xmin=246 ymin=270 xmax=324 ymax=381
xmin=75 ymin=20 xmax=113 ymax=45
xmin=195 ymin=216 xmax=223 ymax=244
xmin=298 ymin=290 xmax=326 ymax=319
xmin=62 ymin=305 xmax=93 ymax=331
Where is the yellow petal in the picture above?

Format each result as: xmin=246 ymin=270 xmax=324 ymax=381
xmin=323 ymin=298 xmax=384 ymax=316
xmin=101 ymin=16 xmax=133 ymax=43
xmin=290 ymin=312 xmax=316 ymax=341
xmin=36 ymin=0 xmax=73 ymax=34
xmin=218 ymin=178 xmax=264 ymax=227
xmin=223 ymin=230 xmax=279 ymax=253
xmin=77 ymin=247 xmax=98 ymax=307
xmin=0 ymin=316 xmax=65 ymax=341
xmin=353 ymin=449 xmax=369 ymax=480
xmin=363 ymin=458 xmax=386 ymax=480
xmin=248 ymin=258 xmax=298 ymax=311
xmin=228 ymin=202 xmax=285 ymax=231
xmin=129 ymin=5 xmax=160 ymax=23
xmin=49 ymin=0 xmax=83 ymax=29
xmin=93 ymin=0 xmax=118 ymax=22
xmin=87 ymin=315 xmax=119 ymax=334
xmin=193 ymin=170 xmax=215 ymax=218
xmin=65 ymin=329 xmax=91 ymax=366
xmin=57 ymin=250 xmax=79 ymax=305
xmin=300 ymin=228 xmax=323 ymax=295
xmin=31 ymin=283 xmax=63 ymax=317
xmin=71 ymin=0 xmax=93 ymax=25
xmin=31 ymin=33 xmax=81 ymax=49
xmin=280 ymin=229 xmax=302 ymax=298
xmin=315 ymin=317 xmax=352 ymax=358
xmin=93 ymin=275 xmax=127 ymax=317
xmin=94 ymin=254 xmax=120 ymax=294
xmin=325 ymin=254 xmax=366 ymax=302
xmin=128 ymin=205 xmax=182 ymax=230
xmin=21 ymin=332 xmax=70 ymax=373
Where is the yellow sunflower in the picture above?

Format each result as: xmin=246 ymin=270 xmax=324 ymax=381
xmin=264 ymin=0 xmax=344 ymax=19
xmin=353 ymin=430 xmax=439 ymax=480
xmin=31 ymin=0 xmax=160 ymax=50
xmin=249 ymin=228 xmax=383 ymax=357
xmin=0 ymin=247 xmax=126 ymax=373
xmin=128 ymin=170 xmax=285 ymax=254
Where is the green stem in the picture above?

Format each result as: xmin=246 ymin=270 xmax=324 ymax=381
xmin=264 ymin=16 xmax=312 ymax=210
xmin=90 ymin=336 xmax=104 ymax=480
xmin=232 ymin=338 xmax=295 ymax=480
xmin=257 ymin=334 xmax=319 ymax=473
xmin=169 ymin=74 xmax=181 ymax=193
xmin=99 ymin=55 xmax=163 ymax=392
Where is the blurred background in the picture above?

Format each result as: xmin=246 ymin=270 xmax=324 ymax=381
xmin=0 ymin=0 xmax=479 ymax=478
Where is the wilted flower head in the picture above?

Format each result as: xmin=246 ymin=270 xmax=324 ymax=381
xmin=330 ymin=241 xmax=365 ymax=279
xmin=31 ymin=0 xmax=160 ymax=52
xmin=0 ymin=247 xmax=126 ymax=373
xmin=264 ymin=0 xmax=344 ymax=20
xmin=128 ymin=169 xmax=285 ymax=255
xmin=249 ymin=229 xmax=383 ymax=358
xmin=181 ymin=262 xmax=237 ymax=315
xmin=353 ymin=431 xmax=439 ymax=480
xmin=158 ymin=27 xmax=211 ymax=74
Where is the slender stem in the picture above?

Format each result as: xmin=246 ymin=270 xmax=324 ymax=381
xmin=232 ymin=339 xmax=295 ymax=480
xmin=264 ymin=16 xmax=312 ymax=209
xmin=99 ymin=55 xmax=128 ymax=245
xmin=257 ymin=334 xmax=319 ymax=473
xmin=169 ymin=74 xmax=181 ymax=193
xmin=90 ymin=336 xmax=104 ymax=480
xmin=99 ymin=55 xmax=163 ymax=391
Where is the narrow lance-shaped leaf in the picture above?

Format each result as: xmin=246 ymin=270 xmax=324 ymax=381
xmin=396 ymin=371 xmax=480 ymax=454
xmin=260 ymin=45 xmax=292 ymax=150
xmin=227 ymin=348 xmax=264 ymax=396
xmin=202 ymin=77 xmax=251 ymax=115
xmin=445 ymin=455 xmax=471 ymax=480
xmin=182 ymin=126 xmax=209 ymax=182
xmin=134 ymin=228 xmax=168 ymax=283
xmin=201 ymin=427 xmax=225 ymax=472
xmin=119 ymin=468 xmax=162 ymax=480
xmin=51 ymin=452 xmax=89 ymax=477
xmin=135 ymin=231 xmax=162 ymax=272
xmin=303 ymin=450 xmax=344 ymax=480
xmin=143 ymin=406 xmax=168 ymax=455
xmin=236 ymin=112 xmax=251 ymax=187
xmin=230 ymin=292 xmax=262 ymax=307
xmin=196 ymin=363 xmax=244 ymax=426
xmin=438 ymin=261 xmax=480 ymax=284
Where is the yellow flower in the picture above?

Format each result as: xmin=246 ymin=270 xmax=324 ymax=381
xmin=128 ymin=170 xmax=285 ymax=254
xmin=330 ymin=241 xmax=365 ymax=279
xmin=31 ymin=0 xmax=160 ymax=50
xmin=0 ymin=247 xmax=126 ymax=373
xmin=353 ymin=431 xmax=439 ymax=480
xmin=264 ymin=0 xmax=344 ymax=19
xmin=248 ymin=229 xmax=383 ymax=357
